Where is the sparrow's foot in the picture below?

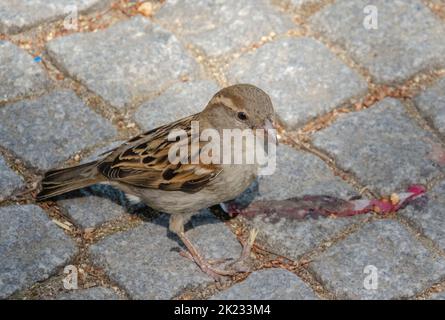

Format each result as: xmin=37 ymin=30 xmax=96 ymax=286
xmin=179 ymin=250 xmax=233 ymax=266
xmin=181 ymin=227 xmax=258 ymax=275
xmin=177 ymin=231 xmax=245 ymax=281
xmin=227 ymin=228 xmax=258 ymax=273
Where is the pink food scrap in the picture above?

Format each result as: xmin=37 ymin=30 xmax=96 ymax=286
xmin=234 ymin=185 xmax=426 ymax=221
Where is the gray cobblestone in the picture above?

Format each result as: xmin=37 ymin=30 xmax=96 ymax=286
xmin=312 ymin=98 xmax=443 ymax=195
xmin=0 ymin=41 xmax=50 ymax=103
xmin=402 ymin=180 xmax=445 ymax=252
xmin=81 ymin=140 xmax=125 ymax=164
xmin=0 ymin=89 xmax=116 ymax=171
xmin=415 ymin=77 xmax=445 ymax=136
xmin=211 ymin=268 xmax=318 ymax=300
xmin=1 ymin=0 xmax=444 ymax=300
xmin=89 ymin=210 xmax=241 ymax=299
xmin=275 ymin=0 xmax=322 ymax=9
xmin=57 ymin=184 xmax=128 ymax=229
xmin=47 ymin=17 xmax=199 ymax=110
xmin=0 ymin=0 xmax=112 ymax=35
xmin=258 ymin=145 xmax=357 ymax=201
xmin=135 ymin=80 xmax=220 ymax=130
xmin=310 ymin=220 xmax=445 ymax=299
xmin=227 ymin=38 xmax=367 ymax=128
xmin=309 ymin=0 xmax=445 ymax=84
xmin=0 ymin=155 xmax=23 ymax=202
xmin=0 ymin=205 xmax=77 ymax=298
xmin=54 ymin=287 xmax=122 ymax=300
xmin=243 ymin=144 xmax=361 ymax=260
xmin=429 ymin=291 xmax=445 ymax=300
xmin=155 ymin=0 xmax=294 ymax=57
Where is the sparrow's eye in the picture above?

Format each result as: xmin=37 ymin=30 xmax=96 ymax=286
xmin=237 ymin=112 xmax=248 ymax=121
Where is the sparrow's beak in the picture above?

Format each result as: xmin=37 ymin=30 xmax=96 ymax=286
xmin=262 ymin=118 xmax=278 ymax=145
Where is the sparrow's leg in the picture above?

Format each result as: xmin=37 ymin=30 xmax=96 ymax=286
xmin=220 ymin=202 xmax=257 ymax=268
xmin=169 ymin=214 xmax=240 ymax=280
xmin=235 ymin=228 xmax=258 ymax=264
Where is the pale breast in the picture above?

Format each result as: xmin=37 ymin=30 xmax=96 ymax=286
xmin=117 ymin=163 xmax=257 ymax=215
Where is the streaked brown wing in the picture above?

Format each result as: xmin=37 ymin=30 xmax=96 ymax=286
xmin=97 ymin=114 xmax=222 ymax=193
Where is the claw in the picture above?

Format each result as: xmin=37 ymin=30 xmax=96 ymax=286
xmin=177 ymin=231 xmax=246 ymax=281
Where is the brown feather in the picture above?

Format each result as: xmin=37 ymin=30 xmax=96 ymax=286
xmin=96 ymin=114 xmax=222 ymax=193
xmin=36 ymin=161 xmax=102 ymax=200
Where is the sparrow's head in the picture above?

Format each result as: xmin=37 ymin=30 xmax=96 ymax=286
xmin=203 ymin=84 xmax=276 ymax=132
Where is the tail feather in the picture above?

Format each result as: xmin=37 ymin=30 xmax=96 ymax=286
xmin=36 ymin=161 xmax=103 ymax=201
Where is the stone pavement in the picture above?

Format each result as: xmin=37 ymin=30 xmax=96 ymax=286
xmin=1 ymin=0 xmax=445 ymax=300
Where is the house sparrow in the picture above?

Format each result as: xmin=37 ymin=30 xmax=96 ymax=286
xmin=36 ymin=84 xmax=276 ymax=280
